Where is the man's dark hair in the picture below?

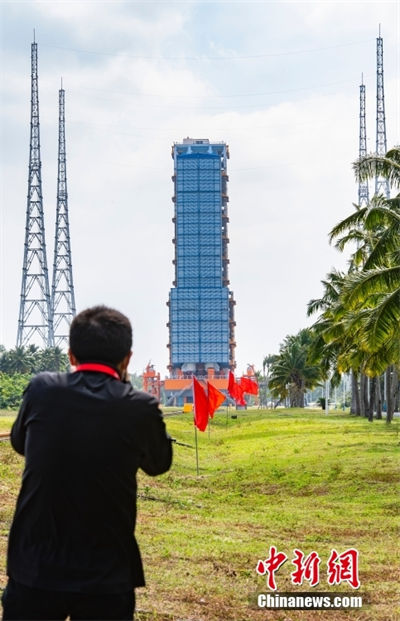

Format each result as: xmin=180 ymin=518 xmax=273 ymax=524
xmin=69 ymin=306 xmax=132 ymax=365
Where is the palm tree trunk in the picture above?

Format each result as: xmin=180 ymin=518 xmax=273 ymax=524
xmin=350 ymin=370 xmax=356 ymax=414
xmin=375 ymin=377 xmax=383 ymax=420
xmin=292 ymin=385 xmax=305 ymax=408
xmin=368 ymin=377 xmax=376 ymax=422
xmin=364 ymin=374 xmax=370 ymax=417
xmin=360 ymin=374 xmax=368 ymax=417
xmin=299 ymin=379 xmax=305 ymax=408
xmin=386 ymin=366 xmax=393 ymax=423
xmin=393 ymin=369 xmax=400 ymax=413
xmin=352 ymin=371 xmax=361 ymax=416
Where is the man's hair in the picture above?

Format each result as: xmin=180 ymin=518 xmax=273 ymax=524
xmin=69 ymin=306 xmax=132 ymax=365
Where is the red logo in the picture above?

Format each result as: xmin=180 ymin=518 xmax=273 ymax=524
xmin=327 ymin=548 xmax=360 ymax=589
xmin=256 ymin=546 xmax=288 ymax=591
xmin=256 ymin=547 xmax=360 ymax=591
xmin=291 ymin=549 xmax=321 ymax=587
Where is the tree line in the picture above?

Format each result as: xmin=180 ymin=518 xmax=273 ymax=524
xmin=0 ymin=345 xmax=69 ymax=410
xmin=0 ymin=345 xmax=69 ymax=374
xmin=0 ymin=346 xmax=144 ymax=410
xmin=265 ymin=147 xmax=400 ymax=422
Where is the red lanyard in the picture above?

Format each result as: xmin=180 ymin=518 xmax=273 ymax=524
xmin=75 ymin=363 xmax=120 ymax=380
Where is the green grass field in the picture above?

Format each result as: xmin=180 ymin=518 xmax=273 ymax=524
xmin=0 ymin=408 xmax=399 ymax=620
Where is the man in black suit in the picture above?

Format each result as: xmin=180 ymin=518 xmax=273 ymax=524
xmin=2 ymin=306 xmax=172 ymax=620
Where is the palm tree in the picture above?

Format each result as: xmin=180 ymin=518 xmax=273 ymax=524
xmin=0 ymin=347 xmax=34 ymax=374
xmin=336 ymin=210 xmax=399 ymax=422
xmin=353 ymin=146 xmax=400 ymax=189
xmin=39 ymin=347 xmax=69 ymax=372
xmin=0 ymin=346 xmax=69 ymax=375
xmin=307 ymin=149 xmax=400 ymax=420
xmin=262 ymin=354 xmax=277 ymax=378
xmin=269 ymin=329 xmax=322 ymax=407
xmin=307 ymin=269 xmax=362 ymax=412
xmin=328 ymin=146 xmax=400 ymax=421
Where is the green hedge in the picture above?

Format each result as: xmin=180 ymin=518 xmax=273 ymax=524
xmin=0 ymin=373 xmax=31 ymax=410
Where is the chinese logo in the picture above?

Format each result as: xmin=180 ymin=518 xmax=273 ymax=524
xmin=256 ymin=546 xmax=360 ymax=591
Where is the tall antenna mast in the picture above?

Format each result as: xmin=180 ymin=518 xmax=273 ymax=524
xmin=51 ymin=83 xmax=76 ymax=347
xmin=358 ymin=74 xmax=369 ymax=207
xmin=17 ymin=39 xmax=53 ymax=348
xmin=375 ymin=25 xmax=390 ymax=197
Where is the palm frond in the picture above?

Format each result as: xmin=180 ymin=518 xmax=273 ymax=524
xmin=364 ymin=204 xmax=400 ymax=231
xmin=342 ymin=266 xmax=400 ymax=306
xmin=361 ymin=289 xmax=400 ymax=352
xmin=329 ymin=207 xmax=368 ymax=243
xmin=364 ymin=227 xmax=400 ymax=269
xmin=334 ymin=230 xmax=367 ymax=252
xmin=307 ymin=298 xmax=325 ymax=316
xmin=353 ymin=147 xmax=400 ymax=188
xmin=363 ymin=337 xmax=400 ymax=376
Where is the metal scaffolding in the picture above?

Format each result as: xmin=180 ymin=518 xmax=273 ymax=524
xmin=167 ymin=139 xmax=236 ymax=376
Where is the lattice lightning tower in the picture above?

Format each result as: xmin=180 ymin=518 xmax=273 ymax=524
xmin=375 ymin=26 xmax=390 ymax=198
xmin=358 ymin=75 xmax=369 ymax=208
xmin=17 ymin=39 xmax=54 ymax=348
xmin=51 ymin=84 xmax=76 ymax=347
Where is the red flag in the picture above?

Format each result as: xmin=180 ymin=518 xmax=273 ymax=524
xmin=237 ymin=390 xmax=247 ymax=406
xmin=240 ymin=376 xmax=259 ymax=395
xmin=228 ymin=371 xmax=246 ymax=405
xmin=193 ymin=377 xmax=209 ymax=431
xmin=207 ymin=382 xmax=225 ymax=418
xmin=228 ymin=371 xmax=236 ymax=399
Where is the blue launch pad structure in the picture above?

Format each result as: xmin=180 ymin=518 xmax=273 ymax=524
xmin=167 ymin=139 xmax=236 ymax=377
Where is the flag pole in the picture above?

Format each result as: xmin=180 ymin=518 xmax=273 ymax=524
xmin=192 ymin=377 xmax=200 ymax=476
xmin=194 ymin=425 xmax=199 ymax=476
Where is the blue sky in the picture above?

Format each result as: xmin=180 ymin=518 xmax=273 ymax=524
xmin=1 ymin=1 xmax=399 ymax=375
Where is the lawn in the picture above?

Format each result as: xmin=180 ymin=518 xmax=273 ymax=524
xmin=0 ymin=408 xmax=398 ymax=620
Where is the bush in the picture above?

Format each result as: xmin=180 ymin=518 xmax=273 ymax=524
xmin=0 ymin=373 xmax=30 ymax=410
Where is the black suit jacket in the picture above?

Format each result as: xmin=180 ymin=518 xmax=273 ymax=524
xmin=7 ymin=370 xmax=172 ymax=594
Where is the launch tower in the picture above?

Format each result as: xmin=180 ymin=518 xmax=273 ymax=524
xmin=166 ymin=139 xmax=236 ymax=402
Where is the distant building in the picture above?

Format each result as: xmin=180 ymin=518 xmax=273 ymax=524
xmin=165 ymin=138 xmax=236 ymax=406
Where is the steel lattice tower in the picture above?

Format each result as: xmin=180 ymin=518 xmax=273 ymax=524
xmin=375 ymin=27 xmax=390 ymax=198
xmin=51 ymin=84 xmax=76 ymax=347
xmin=17 ymin=39 xmax=54 ymax=348
xmin=358 ymin=75 xmax=369 ymax=207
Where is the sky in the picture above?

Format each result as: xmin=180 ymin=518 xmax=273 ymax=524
xmin=0 ymin=0 xmax=399 ymax=377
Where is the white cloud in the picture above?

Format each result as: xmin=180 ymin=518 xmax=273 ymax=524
xmin=302 ymin=0 xmax=397 ymax=35
xmin=32 ymin=0 xmax=189 ymax=47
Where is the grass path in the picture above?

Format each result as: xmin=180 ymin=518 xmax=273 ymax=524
xmin=0 ymin=408 xmax=399 ymax=620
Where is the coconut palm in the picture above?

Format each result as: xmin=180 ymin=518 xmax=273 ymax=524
xmin=330 ymin=171 xmax=400 ymax=367
xmin=0 ymin=347 xmax=36 ymax=374
xmin=353 ymin=146 xmax=400 ymax=189
xmin=328 ymin=146 xmax=400 ymax=421
xmin=269 ymin=329 xmax=322 ymax=407
xmin=307 ymin=270 xmax=345 ymax=380
xmin=39 ymin=347 xmax=69 ymax=372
